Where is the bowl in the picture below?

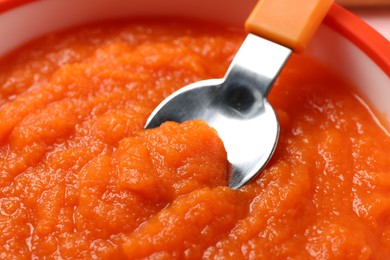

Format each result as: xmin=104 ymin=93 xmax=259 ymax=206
xmin=0 ymin=0 xmax=389 ymax=127
xmin=0 ymin=0 xmax=389 ymax=258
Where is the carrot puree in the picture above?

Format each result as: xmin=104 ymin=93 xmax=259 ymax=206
xmin=0 ymin=21 xmax=389 ymax=259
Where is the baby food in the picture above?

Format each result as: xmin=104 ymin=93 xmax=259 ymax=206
xmin=0 ymin=21 xmax=389 ymax=259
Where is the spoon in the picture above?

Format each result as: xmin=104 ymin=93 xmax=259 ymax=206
xmin=145 ymin=0 xmax=333 ymax=189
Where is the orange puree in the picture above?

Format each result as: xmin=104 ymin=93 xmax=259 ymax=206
xmin=0 ymin=21 xmax=389 ymax=259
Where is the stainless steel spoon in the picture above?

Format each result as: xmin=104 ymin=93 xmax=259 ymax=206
xmin=145 ymin=0 xmax=333 ymax=189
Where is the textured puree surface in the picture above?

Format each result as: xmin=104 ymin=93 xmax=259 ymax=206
xmin=0 ymin=21 xmax=390 ymax=259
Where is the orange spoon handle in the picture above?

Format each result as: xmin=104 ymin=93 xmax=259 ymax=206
xmin=245 ymin=0 xmax=334 ymax=52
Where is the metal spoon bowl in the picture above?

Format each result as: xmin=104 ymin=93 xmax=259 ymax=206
xmin=146 ymin=35 xmax=290 ymax=189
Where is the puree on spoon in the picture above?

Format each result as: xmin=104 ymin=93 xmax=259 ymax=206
xmin=0 ymin=20 xmax=389 ymax=259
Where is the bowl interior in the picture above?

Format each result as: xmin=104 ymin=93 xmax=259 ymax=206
xmin=0 ymin=0 xmax=389 ymax=130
